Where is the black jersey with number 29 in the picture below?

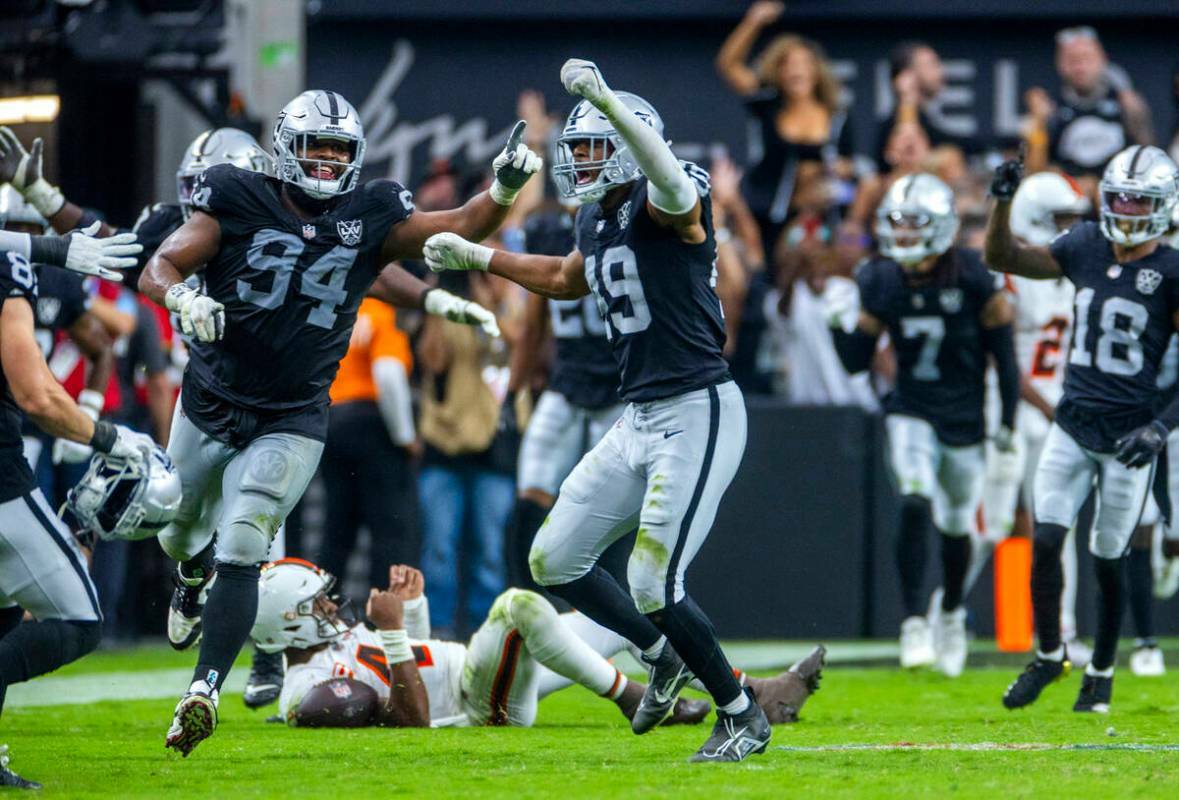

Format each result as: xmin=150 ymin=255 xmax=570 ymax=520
xmin=0 ymin=251 xmax=39 ymax=501
xmin=856 ymin=247 xmax=996 ymax=446
xmin=186 ymin=164 xmax=413 ymax=415
xmin=1049 ymin=221 xmax=1179 ymax=451
xmin=573 ymin=163 xmax=727 ymax=403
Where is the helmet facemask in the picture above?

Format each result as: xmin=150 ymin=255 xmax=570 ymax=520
xmin=876 ymin=210 xmax=955 ymax=267
xmin=553 ymin=134 xmax=632 ymax=204
xmin=253 ymin=561 xmax=356 ymax=654
xmin=275 ymin=128 xmax=365 ymax=201
xmin=1099 ymin=187 xmax=1174 ymax=247
xmin=67 ymin=448 xmax=182 ymax=542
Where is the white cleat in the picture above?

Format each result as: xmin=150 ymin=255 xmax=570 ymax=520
xmin=934 ymin=606 xmax=968 ymax=678
xmin=1063 ymin=638 xmax=1092 ymax=670
xmin=900 ymin=616 xmax=935 ymax=669
xmin=1130 ymin=645 xmax=1166 ymax=677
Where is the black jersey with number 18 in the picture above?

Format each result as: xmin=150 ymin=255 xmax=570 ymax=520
xmin=573 ymin=163 xmax=728 ymax=403
xmin=186 ymin=164 xmax=413 ymax=424
xmin=1049 ymin=221 xmax=1179 ymax=452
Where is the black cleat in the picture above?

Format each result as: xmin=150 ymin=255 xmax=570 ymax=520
xmin=689 ymin=688 xmax=772 ymax=763
xmin=167 ymin=567 xmax=214 ymax=651
xmin=243 ymin=647 xmax=285 ymax=709
xmin=0 ymin=745 xmax=41 ymax=790
xmin=1003 ymin=655 xmax=1070 ymax=709
xmin=1073 ymin=673 xmax=1113 ymax=713
xmin=631 ymin=644 xmax=694 ymax=735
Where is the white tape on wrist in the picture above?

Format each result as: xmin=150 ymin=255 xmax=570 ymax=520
xmin=24 ymin=178 xmax=65 ymax=219
xmin=78 ymin=389 xmax=105 ymax=418
xmin=164 ymin=283 xmax=193 ymax=312
xmin=378 ymin=628 xmax=414 ymax=665
xmin=488 ymin=179 xmax=518 ymax=207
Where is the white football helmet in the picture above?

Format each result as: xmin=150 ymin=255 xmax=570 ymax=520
xmin=176 ymin=128 xmax=271 ymax=219
xmin=1010 ymin=172 xmax=1091 ymax=246
xmin=67 ymin=446 xmax=182 ymax=542
xmin=252 ymin=559 xmax=351 ymax=654
xmin=1099 ymin=145 xmax=1179 ymax=247
xmin=272 ymin=90 xmax=365 ymax=200
xmin=552 ymin=92 xmax=664 ymax=204
xmin=875 ymin=173 xmax=959 ymax=266
xmin=0 ymin=185 xmax=47 ymax=232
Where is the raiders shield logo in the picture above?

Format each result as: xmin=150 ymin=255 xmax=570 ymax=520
xmin=36 ymin=297 xmax=61 ymax=326
xmin=337 ymin=219 xmax=363 ymax=246
xmin=1136 ymin=268 xmax=1163 ymax=296
xmin=939 ymin=288 xmax=963 ymax=313
xmin=302 ymin=223 xmax=316 ymax=240
xmin=618 ymin=200 xmax=632 ymax=229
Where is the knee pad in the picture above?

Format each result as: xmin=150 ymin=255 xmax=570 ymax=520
xmin=528 ymin=525 xmax=580 ymax=588
xmin=158 ymin=521 xmax=216 ymax=564
xmin=502 ymin=589 xmax=553 ymax=632
xmin=627 ymin=534 xmax=669 ymax=615
xmin=215 ymin=511 xmax=274 ymax=566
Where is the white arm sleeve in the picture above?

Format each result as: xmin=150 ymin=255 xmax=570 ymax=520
xmin=372 ymin=357 xmax=416 ymax=446
xmin=402 ymin=594 xmax=431 ymax=640
xmin=598 ymin=93 xmax=698 ymax=215
xmin=0 ymin=231 xmax=31 ymax=259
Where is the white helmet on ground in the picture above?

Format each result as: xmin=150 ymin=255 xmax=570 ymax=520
xmin=272 ymin=90 xmax=365 ymax=200
xmin=251 ymin=559 xmax=351 ymax=654
xmin=1098 ymin=145 xmax=1179 ymax=247
xmin=0 ymin=185 xmax=47 ymax=232
xmin=875 ymin=173 xmax=959 ymax=266
xmin=67 ymin=446 xmax=182 ymax=542
xmin=551 ymin=92 xmax=663 ymax=204
xmin=176 ymin=128 xmax=271 ymax=219
xmin=1010 ymin=172 xmax=1091 ymax=246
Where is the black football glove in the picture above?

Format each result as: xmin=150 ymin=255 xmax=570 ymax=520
xmin=1115 ymin=420 xmax=1168 ymax=469
xmin=990 ymin=157 xmax=1024 ymax=201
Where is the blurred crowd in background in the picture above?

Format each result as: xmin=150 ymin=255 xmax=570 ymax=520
xmin=6 ymin=1 xmax=1179 ymax=644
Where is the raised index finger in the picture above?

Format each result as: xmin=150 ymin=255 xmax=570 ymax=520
xmin=505 ymin=120 xmax=527 ymax=154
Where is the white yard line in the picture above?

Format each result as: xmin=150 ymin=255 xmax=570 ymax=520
xmin=7 ymin=668 xmax=247 ymax=708
xmin=775 ymin=742 xmax=1179 ymax=752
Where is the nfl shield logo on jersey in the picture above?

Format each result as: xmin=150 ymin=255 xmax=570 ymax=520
xmin=337 ymin=219 xmax=363 ymax=246
xmin=939 ymin=288 xmax=963 ymax=313
xmin=302 ymin=223 xmax=316 ymax=240
xmin=1136 ymin=268 xmax=1163 ymax=296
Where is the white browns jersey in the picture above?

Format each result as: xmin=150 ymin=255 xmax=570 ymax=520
xmin=1009 ymin=274 xmax=1074 ymax=407
xmin=279 ymin=625 xmax=469 ymax=727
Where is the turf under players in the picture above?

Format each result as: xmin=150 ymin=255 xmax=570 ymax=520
xmin=423 ymin=59 xmax=774 ymax=761
xmin=986 ymin=145 xmax=1179 ymax=713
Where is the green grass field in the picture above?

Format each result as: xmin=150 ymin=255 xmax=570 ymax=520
xmin=5 ymin=643 xmax=1179 ymax=798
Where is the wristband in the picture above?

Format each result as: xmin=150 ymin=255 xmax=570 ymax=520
xmin=28 ymin=234 xmax=69 ymax=267
xmin=378 ymin=628 xmax=414 ymax=665
xmin=164 ymin=283 xmax=193 ymax=312
xmin=78 ymin=389 xmax=105 ymax=417
xmin=488 ymin=179 xmax=519 ymax=207
xmin=24 ymin=178 xmax=65 ymax=219
xmin=89 ymin=419 xmax=117 ymax=454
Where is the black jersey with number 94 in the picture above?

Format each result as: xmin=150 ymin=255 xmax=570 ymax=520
xmin=187 ymin=163 xmax=413 ymax=415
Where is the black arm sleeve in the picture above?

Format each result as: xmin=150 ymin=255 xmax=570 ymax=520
xmin=831 ymin=327 xmax=878 ymax=375
xmin=982 ymin=323 xmax=1019 ymax=430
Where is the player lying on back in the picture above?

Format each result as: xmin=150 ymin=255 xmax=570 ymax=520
xmin=251 ymin=561 xmax=824 ymax=730
xmin=986 ymin=145 xmax=1179 ymax=713
xmin=826 ymin=173 xmax=1020 ymax=678
xmin=424 ymin=59 xmax=775 ymax=761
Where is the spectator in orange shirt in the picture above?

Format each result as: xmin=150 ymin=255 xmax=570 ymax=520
xmin=319 ymin=298 xmax=420 ymax=591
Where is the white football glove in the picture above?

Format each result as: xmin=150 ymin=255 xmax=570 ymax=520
xmin=108 ymin=425 xmax=156 ymax=463
xmin=423 ymin=288 xmax=501 ymax=338
xmin=53 ymin=389 xmax=103 ymax=465
xmin=423 ymin=232 xmax=494 ymax=273
xmin=822 ymin=277 xmax=861 ymax=333
xmin=0 ymin=127 xmax=64 ymax=218
xmin=64 ymin=222 xmax=141 ymax=281
xmin=489 ymin=120 xmax=543 ymax=206
xmin=165 ymin=281 xmax=225 ymax=342
xmin=560 ymin=58 xmax=611 ymax=106
xmin=986 ymin=427 xmax=1023 ymax=486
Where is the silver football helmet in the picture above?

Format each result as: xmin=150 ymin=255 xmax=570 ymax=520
xmin=1099 ymin=145 xmax=1179 ymax=247
xmin=67 ymin=445 xmax=182 ymax=542
xmin=875 ymin=173 xmax=959 ymax=266
xmin=252 ymin=559 xmax=352 ymax=654
xmin=552 ymin=92 xmax=664 ymax=204
xmin=0 ymin=185 xmax=47 ymax=232
xmin=1010 ymin=172 xmax=1091 ymax=246
xmin=272 ymin=90 xmax=365 ymax=200
xmin=176 ymin=128 xmax=271 ymax=219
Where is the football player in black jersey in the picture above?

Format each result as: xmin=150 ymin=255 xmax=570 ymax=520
xmin=827 ymin=173 xmax=1020 ymax=678
xmin=986 ymin=144 xmax=1179 ymax=713
xmin=137 ymin=89 xmax=538 ymax=756
xmin=425 ymin=59 xmax=772 ymax=762
xmin=503 ymin=207 xmax=623 ymax=590
xmin=0 ymin=228 xmax=145 ymax=789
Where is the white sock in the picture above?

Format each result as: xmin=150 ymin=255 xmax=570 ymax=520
xmin=1038 ymin=646 xmax=1065 ymax=662
xmin=506 ymin=591 xmax=619 ymax=696
xmin=719 ymin=692 xmax=750 ymax=716
xmin=1085 ymin=664 xmax=1114 ymax=678
xmin=642 ymin=636 xmax=667 ymax=662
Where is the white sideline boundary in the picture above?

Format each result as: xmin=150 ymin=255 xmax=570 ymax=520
xmin=7 ymin=668 xmax=248 ymax=708
xmin=775 ymin=742 xmax=1179 ymax=752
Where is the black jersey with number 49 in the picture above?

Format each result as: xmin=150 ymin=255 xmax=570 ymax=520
xmin=187 ymin=163 xmax=413 ymax=414
xmin=1049 ymin=221 xmax=1179 ymax=451
xmin=524 ymin=212 xmax=618 ymax=409
xmin=0 ymin=252 xmax=39 ymax=501
xmin=574 ymin=163 xmax=727 ymax=403
xmin=857 ymin=248 xmax=997 ymax=446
